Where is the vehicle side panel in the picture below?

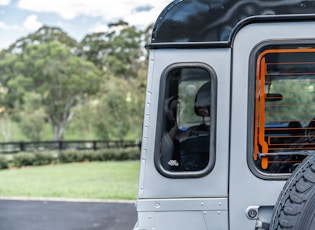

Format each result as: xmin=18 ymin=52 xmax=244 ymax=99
xmin=136 ymin=48 xmax=231 ymax=229
xmin=230 ymin=21 xmax=315 ymax=229
xmin=138 ymin=48 xmax=231 ymax=199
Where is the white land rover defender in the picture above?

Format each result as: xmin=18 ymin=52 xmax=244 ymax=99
xmin=134 ymin=0 xmax=315 ymax=229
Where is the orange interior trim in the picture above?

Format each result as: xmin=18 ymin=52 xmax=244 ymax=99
xmin=254 ymin=47 xmax=315 ymax=170
xmin=258 ymin=58 xmax=269 ymax=169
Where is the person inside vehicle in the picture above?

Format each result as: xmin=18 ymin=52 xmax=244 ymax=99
xmin=190 ymin=81 xmax=211 ymax=133
xmin=160 ymin=81 xmax=211 ymax=171
xmin=179 ymin=81 xmax=211 ymax=171
xmin=160 ymin=95 xmax=190 ymax=170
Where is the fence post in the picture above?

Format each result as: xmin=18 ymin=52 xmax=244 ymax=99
xmin=58 ymin=141 xmax=63 ymax=150
xmin=20 ymin=142 xmax=25 ymax=152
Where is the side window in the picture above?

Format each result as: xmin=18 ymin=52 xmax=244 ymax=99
xmin=251 ymin=45 xmax=315 ymax=176
xmin=156 ymin=64 xmax=216 ymax=177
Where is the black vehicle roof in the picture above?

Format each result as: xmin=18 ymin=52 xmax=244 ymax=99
xmin=151 ymin=0 xmax=315 ymax=45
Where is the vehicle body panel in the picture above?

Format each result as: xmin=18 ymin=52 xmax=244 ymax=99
xmin=229 ymin=21 xmax=315 ymax=229
xmin=135 ymin=0 xmax=315 ymax=229
xmin=139 ymin=48 xmax=231 ymax=199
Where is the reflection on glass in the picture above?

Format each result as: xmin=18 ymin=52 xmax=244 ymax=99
xmin=160 ymin=67 xmax=211 ymax=172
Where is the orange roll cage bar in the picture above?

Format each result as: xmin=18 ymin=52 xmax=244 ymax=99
xmin=254 ymin=48 xmax=315 ymax=169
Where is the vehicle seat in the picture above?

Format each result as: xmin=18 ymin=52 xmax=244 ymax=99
xmin=194 ymin=81 xmax=211 ymax=119
xmin=179 ymin=81 xmax=211 ymax=171
xmin=180 ymin=135 xmax=209 ymax=171
xmin=307 ymin=117 xmax=315 ymax=135
xmin=288 ymin=120 xmax=303 ymax=136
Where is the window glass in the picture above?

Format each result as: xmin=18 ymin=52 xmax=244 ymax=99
xmin=159 ymin=66 xmax=214 ymax=173
xmin=253 ymin=47 xmax=315 ymax=174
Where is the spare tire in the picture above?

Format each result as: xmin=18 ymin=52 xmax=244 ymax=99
xmin=270 ymin=154 xmax=315 ymax=229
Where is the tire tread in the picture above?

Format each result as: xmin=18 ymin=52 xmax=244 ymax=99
xmin=270 ymin=154 xmax=315 ymax=229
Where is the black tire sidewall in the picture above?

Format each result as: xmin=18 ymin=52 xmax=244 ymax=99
xmin=270 ymin=154 xmax=315 ymax=230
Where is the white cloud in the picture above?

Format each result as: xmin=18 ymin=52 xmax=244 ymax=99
xmin=126 ymin=7 xmax=166 ymax=28
xmin=0 ymin=23 xmax=24 ymax=50
xmin=0 ymin=0 xmax=10 ymax=5
xmin=18 ymin=0 xmax=172 ymax=26
xmin=0 ymin=21 xmax=8 ymax=29
xmin=0 ymin=21 xmax=22 ymax=31
xmin=0 ymin=0 xmax=173 ymax=50
xmin=23 ymin=14 xmax=42 ymax=30
xmin=89 ymin=22 xmax=109 ymax=34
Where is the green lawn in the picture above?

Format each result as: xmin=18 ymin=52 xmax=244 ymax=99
xmin=0 ymin=161 xmax=140 ymax=200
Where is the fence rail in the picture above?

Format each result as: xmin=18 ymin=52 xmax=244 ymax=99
xmin=0 ymin=140 xmax=141 ymax=154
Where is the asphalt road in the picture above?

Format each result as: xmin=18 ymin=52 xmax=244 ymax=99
xmin=0 ymin=198 xmax=137 ymax=230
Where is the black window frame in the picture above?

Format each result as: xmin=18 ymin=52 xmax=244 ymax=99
xmin=154 ymin=62 xmax=217 ymax=178
xmin=248 ymin=39 xmax=315 ymax=180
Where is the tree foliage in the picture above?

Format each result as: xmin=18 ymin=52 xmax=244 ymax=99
xmin=0 ymin=41 xmax=101 ymax=140
xmin=0 ymin=22 xmax=150 ymax=141
xmin=18 ymin=92 xmax=46 ymax=141
xmin=3 ymin=26 xmax=78 ymax=56
xmin=94 ymin=77 xmax=132 ymax=139
xmin=79 ymin=20 xmax=144 ymax=79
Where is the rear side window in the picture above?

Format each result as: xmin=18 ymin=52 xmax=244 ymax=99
xmin=155 ymin=63 xmax=216 ymax=178
xmin=251 ymin=45 xmax=315 ymax=175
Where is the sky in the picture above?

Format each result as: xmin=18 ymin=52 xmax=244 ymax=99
xmin=0 ymin=0 xmax=173 ymax=50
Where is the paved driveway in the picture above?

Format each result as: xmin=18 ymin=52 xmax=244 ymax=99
xmin=0 ymin=198 xmax=137 ymax=230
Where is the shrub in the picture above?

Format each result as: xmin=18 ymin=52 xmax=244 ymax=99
xmin=118 ymin=147 xmax=141 ymax=160
xmin=58 ymin=150 xmax=90 ymax=163
xmin=0 ymin=156 xmax=9 ymax=169
xmin=12 ymin=153 xmax=35 ymax=168
xmin=0 ymin=147 xmax=140 ymax=170
xmin=58 ymin=147 xmax=140 ymax=163
xmin=33 ymin=152 xmax=55 ymax=166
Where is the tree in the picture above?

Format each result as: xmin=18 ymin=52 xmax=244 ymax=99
xmin=0 ymin=23 xmax=151 ymax=141
xmin=79 ymin=20 xmax=145 ymax=79
xmin=0 ymin=41 xmax=102 ymax=141
xmin=0 ymin=111 xmax=12 ymax=141
xmin=3 ymin=26 xmax=78 ymax=56
xmin=93 ymin=76 xmax=132 ymax=140
xmin=78 ymin=21 xmax=149 ymax=140
xmin=18 ymin=92 xmax=46 ymax=141
xmin=78 ymin=32 xmax=109 ymax=70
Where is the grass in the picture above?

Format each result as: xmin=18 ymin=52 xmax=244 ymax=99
xmin=0 ymin=161 xmax=140 ymax=200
